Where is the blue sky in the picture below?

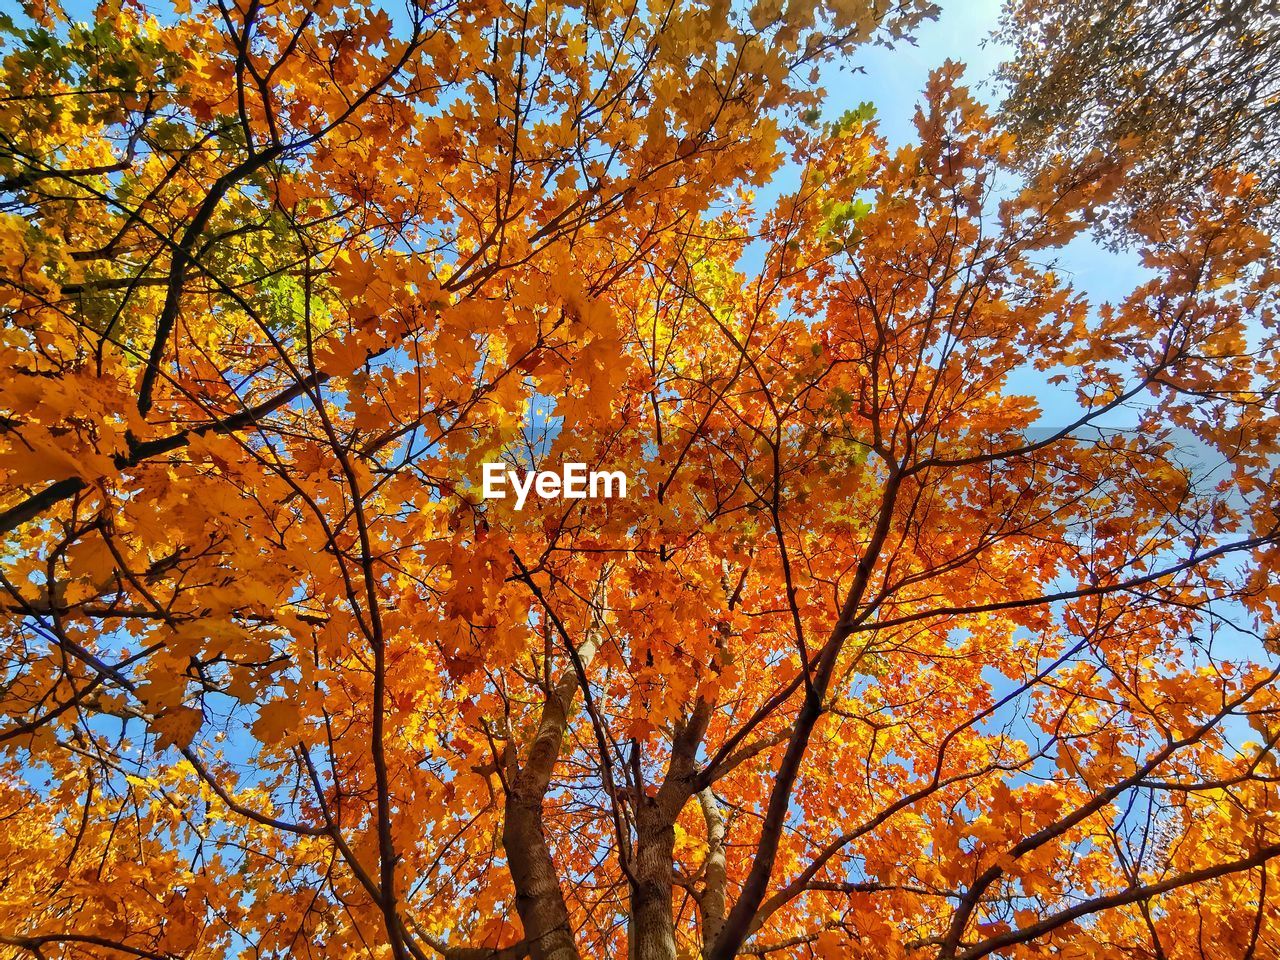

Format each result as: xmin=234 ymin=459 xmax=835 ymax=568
xmin=839 ymin=0 xmax=1010 ymax=149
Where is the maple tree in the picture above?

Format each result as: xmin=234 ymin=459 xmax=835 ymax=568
xmin=2 ymin=1 xmax=1280 ymax=959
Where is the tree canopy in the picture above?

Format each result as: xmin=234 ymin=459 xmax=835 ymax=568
xmin=996 ymin=0 xmax=1280 ymax=243
xmin=1 ymin=2 xmax=1279 ymax=960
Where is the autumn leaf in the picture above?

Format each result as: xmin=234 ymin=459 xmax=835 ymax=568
xmin=154 ymin=705 xmax=203 ymax=751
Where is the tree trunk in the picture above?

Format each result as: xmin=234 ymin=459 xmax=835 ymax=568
xmin=503 ymin=796 xmax=580 ymax=960
xmin=697 ymin=788 xmax=727 ymax=953
xmin=626 ymin=698 xmax=715 ymax=960
xmin=629 ymin=802 xmax=678 ymax=960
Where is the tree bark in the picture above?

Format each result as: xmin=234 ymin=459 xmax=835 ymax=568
xmin=503 ymin=793 xmax=580 ymax=960
xmin=629 ymin=802 xmax=678 ymax=960
xmin=697 ymin=788 xmax=727 ymax=953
